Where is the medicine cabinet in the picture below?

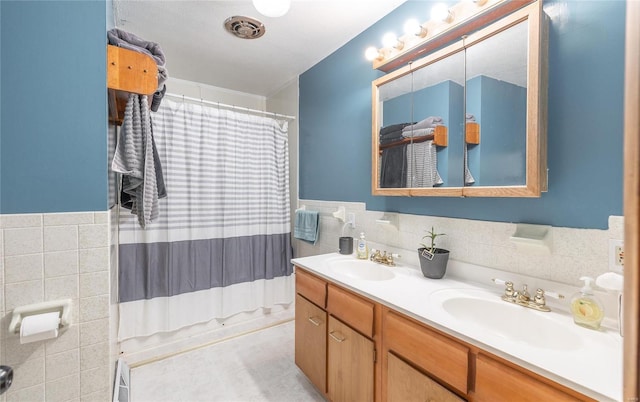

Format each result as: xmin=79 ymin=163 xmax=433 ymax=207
xmin=372 ymin=1 xmax=548 ymax=197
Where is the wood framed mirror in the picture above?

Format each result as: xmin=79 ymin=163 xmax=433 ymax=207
xmin=371 ymin=1 xmax=547 ymax=197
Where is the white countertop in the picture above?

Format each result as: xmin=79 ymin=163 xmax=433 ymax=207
xmin=292 ymin=252 xmax=622 ymax=402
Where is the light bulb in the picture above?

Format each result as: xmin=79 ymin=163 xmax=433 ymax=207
xmin=365 ymin=47 xmax=382 ymax=61
xmin=431 ymin=3 xmax=454 ymax=23
xmin=382 ymin=32 xmax=403 ymax=50
xmin=404 ymin=18 xmax=428 ymax=38
xmin=252 ymin=0 xmax=291 ymax=18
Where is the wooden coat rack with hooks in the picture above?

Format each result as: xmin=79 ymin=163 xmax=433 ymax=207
xmin=107 ymin=45 xmax=158 ymax=125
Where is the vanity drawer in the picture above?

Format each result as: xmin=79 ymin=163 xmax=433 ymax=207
xmin=295 ymin=267 xmax=327 ymax=308
xmin=387 ymin=352 xmax=464 ymax=402
xmin=384 ymin=310 xmax=469 ymax=394
xmin=327 ymin=284 xmax=375 ymax=338
xmin=474 ymin=353 xmax=591 ymax=402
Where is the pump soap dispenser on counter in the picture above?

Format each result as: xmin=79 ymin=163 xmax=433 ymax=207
xmin=570 ymin=276 xmax=604 ymax=330
xmin=356 ymin=232 xmax=368 ymax=259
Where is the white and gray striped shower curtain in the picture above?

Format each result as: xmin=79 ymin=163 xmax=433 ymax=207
xmin=117 ymin=98 xmax=293 ymax=340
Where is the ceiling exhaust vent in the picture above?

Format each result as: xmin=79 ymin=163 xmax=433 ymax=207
xmin=224 ymin=16 xmax=266 ymax=39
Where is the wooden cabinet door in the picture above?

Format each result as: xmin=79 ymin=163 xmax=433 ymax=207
xmin=328 ymin=316 xmax=374 ymax=402
xmin=387 ymin=352 xmax=464 ymax=402
xmin=295 ymin=294 xmax=327 ymax=394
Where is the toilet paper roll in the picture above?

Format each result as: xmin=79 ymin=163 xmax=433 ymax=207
xmin=20 ymin=312 xmax=60 ymax=344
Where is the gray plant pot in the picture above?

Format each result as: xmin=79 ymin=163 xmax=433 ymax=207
xmin=418 ymin=248 xmax=450 ymax=279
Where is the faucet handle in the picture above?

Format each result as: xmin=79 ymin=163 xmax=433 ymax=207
xmin=532 ymin=289 xmax=552 ymax=312
xmin=534 ymin=288 xmax=546 ymax=306
xmin=534 ymin=288 xmax=564 ymax=302
xmin=505 ymin=281 xmax=514 ymax=294
xmin=492 ymin=278 xmax=507 ymax=286
xmin=493 ymin=279 xmax=516 ymax=300
xmin=542 ymin=290 xmax=565 ymax=300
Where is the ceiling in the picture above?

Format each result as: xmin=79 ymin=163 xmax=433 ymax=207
xmin=112 ymin=0 xmax=407 ymax=97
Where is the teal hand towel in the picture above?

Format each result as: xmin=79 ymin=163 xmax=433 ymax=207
xmin=294 ymin=210 xmax=320 ymax=244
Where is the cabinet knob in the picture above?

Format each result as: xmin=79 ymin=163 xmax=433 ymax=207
xmin=307 ymin=316 xmax=321 ymax=326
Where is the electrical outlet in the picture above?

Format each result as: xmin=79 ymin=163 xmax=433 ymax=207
xmin=615 ymin=245 xmax=624 ymax=266
xmin=609 ymin=239 xmax=624 ymax=273
xmin=347 ymin=213 xmax=356 ymax=228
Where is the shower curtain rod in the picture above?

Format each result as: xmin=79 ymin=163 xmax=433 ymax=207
xmin=164 ymin=92 xmax=296 ymax=121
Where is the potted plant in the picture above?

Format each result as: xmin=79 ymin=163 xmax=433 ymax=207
xmin=418 ymin=227 xmax=450 ymax=279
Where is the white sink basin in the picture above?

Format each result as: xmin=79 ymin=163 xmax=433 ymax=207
xmin=429 ymin=288 xmax=584 ymax=350
xmin=327 ymin=258 xmax=396 ymax=281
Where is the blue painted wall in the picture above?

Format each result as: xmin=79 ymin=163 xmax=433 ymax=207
xmin=1 ymin=1 xmax=107 ymax=214
xmin=299 ymin=0 xmax=625 ymax=229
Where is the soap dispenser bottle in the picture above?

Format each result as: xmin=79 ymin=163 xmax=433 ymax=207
xmin=570 ymin=276 xmax=604 ymax=330
xmin=356 ymin=232 xmax=368 ymax=259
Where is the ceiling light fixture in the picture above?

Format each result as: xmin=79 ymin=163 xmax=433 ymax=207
xmin=404 ymin=18 xmax=428 ymax=38
xmin=431 ymin=3 xmax=455 ymax=23
xmin=364 ymin=0 xmax=507 ymax=68
xmin=382 ymin=32 xmax=404 ymax=50
xmin=365 ymin=46 xmax=384 ymax=61
xmin=252 ymin=0 xmax=291 ymax=18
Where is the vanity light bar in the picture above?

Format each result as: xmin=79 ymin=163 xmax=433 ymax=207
xmin=366 ymin=0 xmax=533 ymax=72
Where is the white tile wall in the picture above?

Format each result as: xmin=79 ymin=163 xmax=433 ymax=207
xmin=294 ymin=199 xmax=624 ymax=287
xmin=0 ymin=211 xmax=113 ymax=402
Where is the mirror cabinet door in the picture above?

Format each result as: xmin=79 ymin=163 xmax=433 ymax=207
xmin=410 ymin=50 xmax=465 ymax=189
xmin=373 ymin=42 xmax=466 ymax=196
xmin=461 ymin=1 xmax=547 ymax=197
xmin=377 ymin=69 xmax=414 ymax=190
xmin=464 ymin=19 xmax=529 ymax=188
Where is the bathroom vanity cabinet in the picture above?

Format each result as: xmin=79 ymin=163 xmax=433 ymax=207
xmin=382 ymin=307 xmax=591 ymax=402
xmin=295 ymin=269 xmax=378 ymax=402
xmin=295 ymin=294 xmax=326 ymax=393
xmin=295 ymin=269 xmax=328 ymax=393
xmin=294 ymin=266 xmax=597 ymax=402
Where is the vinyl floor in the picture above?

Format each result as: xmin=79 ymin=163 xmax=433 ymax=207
xmin=131 ymin=321 xmax=325 ymax=402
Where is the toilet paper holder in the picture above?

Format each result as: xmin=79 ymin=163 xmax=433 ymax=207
xmin=8 ymin=299 xmax=72 ymax=334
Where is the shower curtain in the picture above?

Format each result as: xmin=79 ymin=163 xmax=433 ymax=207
xmin=117 ymin=98 xmax=293 ymax=340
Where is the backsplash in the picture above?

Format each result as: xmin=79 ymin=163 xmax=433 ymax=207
xmin=293 ymin=200 xmax=623 ymax=287
xmin=0 ymin=212 xmax=113 ymax=402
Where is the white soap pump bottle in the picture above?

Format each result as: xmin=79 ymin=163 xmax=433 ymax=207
xmin=356 ymin=232 xmax=368 ymax=259
xmin=570 ymin=276 xmax=605 ymax=330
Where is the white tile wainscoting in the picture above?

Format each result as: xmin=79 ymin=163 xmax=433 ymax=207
xmin=0 ymin=211 xmax=114 ymax=402
xmin=293 ymin=200 xmax=623 ymax=287
xmin=0 ymin=203 xmax=622 ymax=401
